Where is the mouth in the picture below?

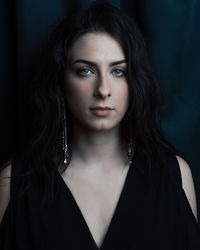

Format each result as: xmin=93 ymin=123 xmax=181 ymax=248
xmin=90 ymin=107 xmax=113 ymax=117
xmin=90 ymin=107 xmax=113 ymax=110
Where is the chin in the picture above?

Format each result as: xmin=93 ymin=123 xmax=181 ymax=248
xmin=74 ymin=116 xmax=121 ymax=132
xmin=86 ymin=120 xmax=120 ymax=132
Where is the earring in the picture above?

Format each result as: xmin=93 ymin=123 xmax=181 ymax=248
xmin=128 ymin=137 xmax=135 ymax=165
xmin=61 ymin=97 xmax=69 ymax=165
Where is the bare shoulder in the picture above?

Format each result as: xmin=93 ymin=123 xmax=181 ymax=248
xmin=0 ymin=160 xmax=12 ymax=224
xmin=176 ymin=155 xmax=198 ymax=221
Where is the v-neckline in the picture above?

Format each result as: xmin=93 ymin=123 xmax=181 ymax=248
xmin=57 ymin=161 xmax=134 ymax=250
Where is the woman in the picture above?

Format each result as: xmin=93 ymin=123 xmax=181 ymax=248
xmin=0 ymin=2 xmax=199 ymax=249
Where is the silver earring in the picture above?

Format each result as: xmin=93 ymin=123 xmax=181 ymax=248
xmin=61 ymin=97 xmax=69 ymax=165
xmin=128 ymin=137 xmax=135 ymax=165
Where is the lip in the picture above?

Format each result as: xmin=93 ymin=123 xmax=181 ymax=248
xmin=90 ymin=107 xmax=113 ymax=117
xmin=90 ymin=107 xmax=113 ymax=110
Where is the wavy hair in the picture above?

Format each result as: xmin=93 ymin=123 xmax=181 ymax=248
xmin=20 ymin=2 xmax=180 ymax=199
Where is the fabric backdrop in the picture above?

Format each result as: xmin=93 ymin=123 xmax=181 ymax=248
xmin=1 ymin=0 xmax=200 ymax=217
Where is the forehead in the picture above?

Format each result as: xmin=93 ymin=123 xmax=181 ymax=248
xmin=68 ymin=32 xmax=125 ymax=62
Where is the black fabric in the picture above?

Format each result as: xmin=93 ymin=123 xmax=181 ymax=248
xmin=0 ymin=149 xmax=200 ymax=249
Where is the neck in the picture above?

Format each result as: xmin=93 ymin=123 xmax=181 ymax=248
xmin=69 ymin=122 xmax=128 ymax=169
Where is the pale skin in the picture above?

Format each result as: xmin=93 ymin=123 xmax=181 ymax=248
xmin=0 ymin=33 xmax=198 ymax=249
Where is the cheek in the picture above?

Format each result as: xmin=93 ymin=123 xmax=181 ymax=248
xmin=65 ymin=79 xmax=91 ymax=108
xmin=116 ymin=83 xmax=129 ymax=109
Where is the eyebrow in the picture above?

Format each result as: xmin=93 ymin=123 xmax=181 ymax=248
xmin=72 ymin=59 xmax=127 ymax=67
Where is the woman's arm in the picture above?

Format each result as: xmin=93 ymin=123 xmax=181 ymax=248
xmin=0 ymin=161 xmax=11 ymax=224
xmin=176 ymin=156 xmax=198 ymax=222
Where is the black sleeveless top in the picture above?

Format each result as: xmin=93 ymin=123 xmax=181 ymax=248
xmin=0 ymin=150 xmax=200 ymax=249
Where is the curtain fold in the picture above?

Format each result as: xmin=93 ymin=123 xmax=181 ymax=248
xmin=0 ymin=0 xmax=17 ymax=164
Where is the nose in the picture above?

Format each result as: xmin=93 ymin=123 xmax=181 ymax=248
xmin=94 ymin=74 xmax=111 ymax=99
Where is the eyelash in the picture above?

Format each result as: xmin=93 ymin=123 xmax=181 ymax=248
xmin=77 ymin=68 xmax=92 ymax=76
xmin=76 ymin=68 xmax=126 ymax=77
xmin=112 ymin=69 xmax=126 ymax=77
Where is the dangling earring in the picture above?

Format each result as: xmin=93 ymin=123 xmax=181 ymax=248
xmin=61 ymin=97 xmax=69 ymax=165
xmin=128 ymin=137 xmax=135 ymax=165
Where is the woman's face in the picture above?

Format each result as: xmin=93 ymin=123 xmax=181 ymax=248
xmin=65 ymin=32 xmax=129 ymax=132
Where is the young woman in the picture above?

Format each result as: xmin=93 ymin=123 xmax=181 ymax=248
xmin=0 ymin=2 xmax=199 ymax=249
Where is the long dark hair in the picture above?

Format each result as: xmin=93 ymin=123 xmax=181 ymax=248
xmin=19 ymin=2 xmax=180 ymax=199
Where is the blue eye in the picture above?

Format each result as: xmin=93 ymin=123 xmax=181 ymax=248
xmin=78 ymin=68 xmax=92 ymax=76
xmin=112 ymin=69 xmax=126 ymax=77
